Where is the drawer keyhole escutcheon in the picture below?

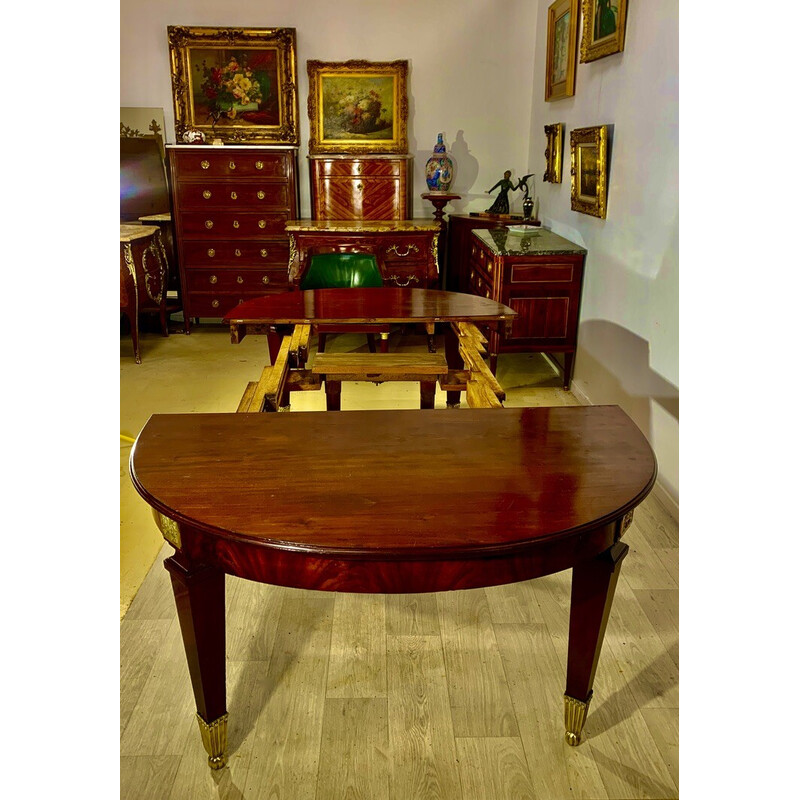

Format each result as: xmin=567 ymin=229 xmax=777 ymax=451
xmin=205 ymin=220 xmax=213 ymax=229
xmin=201 ymin=160 xmax=210 ymax=170
xmin=207 ymin=249 xmax=215 ymax=258
xmin=237 ymin=276 xmax=244 ymax=284
xmin=209 ymin=275 xmax=217 ymax=284
xmin=233 ymin=220 xmax=240 ymax=229
xmin=230 ymin=191 xmax=238 ymax=200
xmin=203 ymin=190 xmax=212 ymax=199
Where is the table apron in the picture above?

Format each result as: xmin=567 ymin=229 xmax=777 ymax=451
xmin=175 ymin=520 xmax=623 ymax=593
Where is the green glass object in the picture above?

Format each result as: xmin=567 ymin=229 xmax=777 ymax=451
xmin=301 ymin=253 xmax=383 ymax=290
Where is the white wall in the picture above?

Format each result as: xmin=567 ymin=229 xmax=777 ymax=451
xmin=120 ymin=0 xmax=679 ymax=510
xmin=527 ymin=0 xmax=679 ymax=511
xmin=120 ymin=0 xmax=539 ymax=218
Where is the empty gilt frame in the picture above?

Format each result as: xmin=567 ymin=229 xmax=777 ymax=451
xmin=543 ymin=123 xmax=564 ymax=183
xmin=545 ymin=0 xmax=579 ymax=102
xmin=307 ymin=59 xmax=409 ymax=155
xmin=570 ymin=125 xmax=609 ymax=218
xmin=167 ymin=26 xmax=299 ymax=145
xmin=580 ymin=0 xmax=629 ymax=63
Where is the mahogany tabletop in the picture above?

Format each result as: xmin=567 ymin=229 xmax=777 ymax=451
xmin=130 ymin=405 xmax=656 ymax=593
xmin=222 ymin=287 xmax=516 ymax=327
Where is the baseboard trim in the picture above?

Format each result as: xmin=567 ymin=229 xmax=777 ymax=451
xmin=567 ymin=378 xmax=678 ymax=522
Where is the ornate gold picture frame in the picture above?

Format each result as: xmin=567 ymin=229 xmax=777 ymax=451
xmin=545 ymin=0 xmax=579 ymax=102
xmin=307 ymin=59 xmax=409 ymax=155
xmin=543 ymin=123 xmax=564 ymax=183
xmin=580 ymin=0 xmax=629 ymax=63
xmin=570 ymin=125 xmax=609 ymax=218
xmin=167 ymin=26 xmax=299 ymax=145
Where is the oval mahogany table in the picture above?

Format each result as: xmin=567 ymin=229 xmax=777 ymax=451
xmin=224 ymin=287 xmax=517 ymax=407
xmin=130 ymin=405 xmax=657 ymax=769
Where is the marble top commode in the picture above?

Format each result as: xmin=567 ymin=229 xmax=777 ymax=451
xmin=474 ymin=227 xmax=586 ymax=257
xmin=285 ymin=219 xmax=440 ymax=233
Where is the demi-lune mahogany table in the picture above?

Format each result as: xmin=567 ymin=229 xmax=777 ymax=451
xmin=130 ymin=405 xmax=657 ymax=769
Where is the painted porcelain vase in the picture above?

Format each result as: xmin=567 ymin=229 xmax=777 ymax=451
xmin=425 ymin=134 xmax=455 ymax=193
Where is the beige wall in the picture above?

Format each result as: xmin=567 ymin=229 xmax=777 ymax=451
xmin=120 ymin=0 xmax=679 ymax=510
xmin=529 ymin=0 xmax=679 ymax=512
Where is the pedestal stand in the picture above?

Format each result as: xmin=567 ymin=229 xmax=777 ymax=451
xmin=421 ymin=193 xmax=461 ymax=290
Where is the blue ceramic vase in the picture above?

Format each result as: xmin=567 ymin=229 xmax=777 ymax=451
xmin=425 ymin=134 xmax=455 ymax=193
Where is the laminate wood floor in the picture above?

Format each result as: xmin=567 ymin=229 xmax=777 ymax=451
xmin=121 ymin=325 xmax=678 ymax=799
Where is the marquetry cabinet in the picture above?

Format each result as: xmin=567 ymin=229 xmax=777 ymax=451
xmin=285 ymin=220 xmax=440 ymax=288
xmin=467 ymin=227 xmax=587 ymax=389
xmin=167 ymin=145 xmax=299 ymax=321
xmin=308 ymin=155 xmax=413 ymax=220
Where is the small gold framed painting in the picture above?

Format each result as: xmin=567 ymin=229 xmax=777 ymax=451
xmin=307 ymin=59 xmax=409 ymax=155
xmin=545 ymin=0 xmax=579 ymax=102
xmin=580 ymin=0 xmax=629 ymax=63
xmin=570 ymin=125 xmax=609 ymax=218
xmin=543 ymin=123 xmax=564 ymax=183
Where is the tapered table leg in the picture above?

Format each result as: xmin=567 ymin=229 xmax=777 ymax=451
xmin=325 ymin=379 xmax=342 ymax=411
xmin=420 ymin=380 xmax=436 ymax=409
xmin=444 ymin=324 xmax=462 ymax=407
xmin=563 ymin=541 xmax=628 ymax=746
xmin=164 ymin=554 xmax=228 ymax=769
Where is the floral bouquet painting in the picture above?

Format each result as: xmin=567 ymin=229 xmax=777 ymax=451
xmin=320 ymin=76 xmax=394 ymax=140
xmin=190 ymin=48 xmax=279 ymax=127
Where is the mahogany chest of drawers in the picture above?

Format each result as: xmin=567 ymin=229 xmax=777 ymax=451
xmin=468 ymin=227 xmax=587 ymax=388
xmin=167 ymin=145 xmax=299 ymax=321
xmin=308 ymin=155 xmax=412 ymax=220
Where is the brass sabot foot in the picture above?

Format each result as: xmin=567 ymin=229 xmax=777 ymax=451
xmin=564 ymin=692 xmax=592 ymax=746
xmin=196 ymin=712 xmax=228 ymax=770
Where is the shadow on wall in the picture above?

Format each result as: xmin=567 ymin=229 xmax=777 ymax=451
xmin=576 ymin=318 xmax=678 ymax=427
xmin=417 ymin=129 xmax=481 ymax=216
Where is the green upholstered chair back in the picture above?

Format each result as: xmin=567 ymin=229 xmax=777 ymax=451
xmin=300 ymin=252 xmax=383 ymax=290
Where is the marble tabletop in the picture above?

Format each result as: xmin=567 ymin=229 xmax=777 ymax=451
xmin=285 ymin=219 xmax=440 ymax=233
xmin=120 ymin=223 xmax=160 ymax=242
xmin=473 ymin=226 xmax=586 ymax=256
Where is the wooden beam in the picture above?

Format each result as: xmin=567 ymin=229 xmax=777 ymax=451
xmin=459 ymin=342 xmax=506 ymax=402
xmin=243 ymin=337 xmax=292 ymax=412
xmin=236 ymin=382 xmax=260 ymax=412
xmin=312 ymin=352 xmax=448 ymax=378
xmin=288 ymin=323 xmax=311 ymax=368
xmin=466 ymin=378 xmax=503 ymax=408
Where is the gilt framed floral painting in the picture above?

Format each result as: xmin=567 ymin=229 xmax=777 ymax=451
xmin=580 ymin=0 xmax=629 ymax=62
xmin=306 ymin=60 xmax=409 ymax=155
xmin=167 ymin=26 xmax=299 ymax=145
xmin=545 ymin=0 xmax=579 ymax=102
